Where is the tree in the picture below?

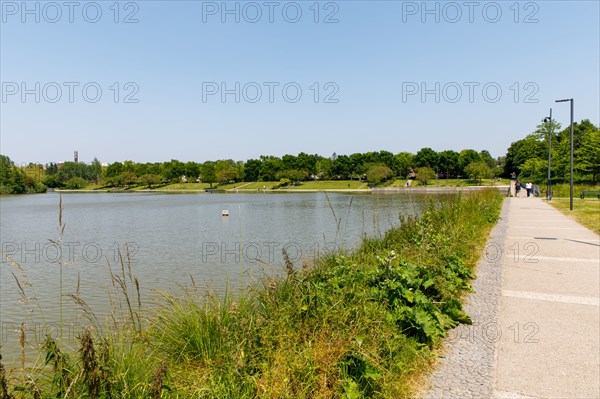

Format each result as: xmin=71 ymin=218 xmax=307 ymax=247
xmin=437 ymin=150 xmax=460 ymax=178
xmin=215 ymin=159 xmax=238 ymax=184
xmin=259 ymin=156 xmax=282 ymax=181
xmin=366 ymin=164 xmax=393 ymax=183
xmin=244 ymin=159 xmax=261 ymax=181
xmin=458 ymin=149 xmax=481 ymax=175
xmin=120 ymin=172 xmax=137 ymax=186
xmin=0 ymin=154 xmax=27 ymax=194
xmin=200 ymin=161 xmax=217 ymax=188
xmin=518 ymin=158 xmax=546 ymax=182
xmin=184 ymin=162 xmax=200 ymax=180
xmin=394 ymin=152 xmax=414 ymax=177
xmin=415 ymin=166 xmax=435 ymax=185
xmin=106 ymin=162 xmax=124 ymax=178
xmin=479 ymin=150 xmax=495 ymax=169
xmin=161 ymin=160 xmax=185 ymax=182
xmin=90 ymin=158 xmax=102 ymax=183
xmin=276 ymin=169 xmax=308 ymax=182
xmin=331 ymin=155 xmax=352 ymax=179
xmin=315 ymin=158 xmax=333 ymax=179
xmin=464 ymin=161 xmax=492 ymax=185
xmin=414 ymin=148 xmax=438 ymax=169
xmin=139 ymin=174 xmax=161 ymax=188
xmin=576 ymin=127 xmax=600 ymax=182
xmin=65 ymin=177 xmax=88 ymax=189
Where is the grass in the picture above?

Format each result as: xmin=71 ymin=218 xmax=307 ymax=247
xmin=223 ymin=181 xmax=279 ymax=190
xmin=152 ymin=182 xmax=212 ymax=191
xmin=282 ymin=180 xmax=368 ymax=190
xmin=543 ymin=183 xmax=600 ymax=199
xmin=3 ymin=190 xmax=504 ymax=398
xmin=548 ymin=198 xmax=600 ymax=235
xmin=412 ymin=178 xmax=510 ymax=187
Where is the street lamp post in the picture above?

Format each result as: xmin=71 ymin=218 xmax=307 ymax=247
xmin=555 ymin=98 xmax=574 ymax=210
xmin=543 ymin=109 xmax=552 ymax=201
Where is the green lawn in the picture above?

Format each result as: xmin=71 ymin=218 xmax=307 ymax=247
xmin=548 ymin=198 xmax=600 ymax=235
xmin=225 ymin=181 xmax=279 ymax=190
xmin=154 ymin=183 xmax=212 ymax=191
xmin=413 ymin=179 xmax=509 ymax=187
xmin=283 ymin=180 xmax=368 ymax=190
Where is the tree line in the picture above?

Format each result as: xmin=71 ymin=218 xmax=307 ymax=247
xmin=1 ymin=118 xmax=597 ymax=193
xmin=1 ymin=149 xmax=503 ymax=191
xmin=505 ymin=119 xmax=599 ymax=183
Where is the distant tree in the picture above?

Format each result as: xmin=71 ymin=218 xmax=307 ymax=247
xmin=244 ymin=159 xmax=262 ymax=181
xmin=56 ymin=162 xmax=94 ymax=184
xmin=518 ymin=158 xmax=546 ymax=182
xmin=366 ymin=164 xmax=393 ymax=183
xmin=479 ymin=150 xmax=496 ymax=169
xmin=120 ymin=172 xmax=137 ymax=186
xmin=90 ymin=158 xmax=102 ymax=183
xmin=105 ymin=162 xmax=124 ymax=178
xmin=414 ymin=148 xmax=438 ymax=169
xmin=185 ymin=162 xmax=200 ymax=180
xmin=315 ymin=158 xmax=333 ymax=179
xmin=415 ymin=166 xmax=436 ymax=185
xmin=65 ymin=177 xmax=88 ymax=189
xmin=458 ymin=149 xmax=481 ymax=175
xmin=394 ymin=152 xmax=415 ymax=177
xmin=331 ymin=154 xmax=352 ymax=179
xmin=161 ymin=160 xmax=185 ymax=182
xmin=45 ymin=162 xmax=58 ymax=175
xmin=464 ymin=161 xmax=493 ymax=185
xmin=277 ymin=169 xmax=308 ymax=182
xmin=139 ymin=174 xmax=161 ymax=188
xmin=259 ymin=156 xmax=283 ymax=181
xmin=200 ymin=161 xmax=217 ymax=188
xmin=576 ymin=127 xmax=600 ymax=182
xmin=437 ymin=150 xmax=460 ymax=178
xmin=0 ymin=155 xmax=27 ymax=194
xmin=346 ymin=153 xmax=365 ymax=178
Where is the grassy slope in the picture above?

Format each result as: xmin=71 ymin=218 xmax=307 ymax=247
xmin=548 ymin=198 xmax=600 ymax=235
xmin=4 ymin=190 xmax=504 ymax=399
xmin=283 ymin=180 xmax=368 ymax=190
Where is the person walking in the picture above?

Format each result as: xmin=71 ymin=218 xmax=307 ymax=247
xmin=525 ymin=182 xmax=533 ymax=197
xmin=516 ymin=180 xmax=521 ymax=197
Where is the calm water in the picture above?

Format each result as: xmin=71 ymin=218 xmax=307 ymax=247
xmin=0 ymin=191 xmax=435 ymax=365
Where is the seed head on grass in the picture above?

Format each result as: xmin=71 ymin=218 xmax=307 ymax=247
xmin=148 ymin=362 xmax=168 ymax=399
xmin=79 ymin=328 xmax=100 ymax=397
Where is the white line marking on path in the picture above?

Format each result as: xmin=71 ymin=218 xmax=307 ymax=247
xmin=502 ymin=290 xmax=600 ymax=306
xmin=529 ymin=256 xmax=599 ymax=263
xmin=494 ymin=390 xmax=542 ymax=399
xmin=506 ymin=235 xmax=600 ymax=244
xmin=509 ymin=226 xmax=585 ymax=230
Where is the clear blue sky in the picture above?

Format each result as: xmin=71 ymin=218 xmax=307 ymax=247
xmin=1 ymin=0 xmax=599 ymax=165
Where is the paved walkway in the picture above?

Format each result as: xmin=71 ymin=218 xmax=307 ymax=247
xmin=426 ymin=197 xmax=600 ymax=398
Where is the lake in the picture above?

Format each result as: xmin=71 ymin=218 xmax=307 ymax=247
xmin=0 ymin=191 xmax=437 ymax=366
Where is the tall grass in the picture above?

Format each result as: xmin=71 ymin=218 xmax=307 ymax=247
xmin=2 ymin=189 xmax=503 ymax=398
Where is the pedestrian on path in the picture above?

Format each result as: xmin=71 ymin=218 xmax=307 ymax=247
xmin=526 ymin=182 xmax=533 ymax=197
xmin=516 ymin=180 xmax=521 ymax=197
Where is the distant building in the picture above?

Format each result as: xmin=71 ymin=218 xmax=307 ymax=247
xmin=74 ymin=151 xmax=78 ymax=163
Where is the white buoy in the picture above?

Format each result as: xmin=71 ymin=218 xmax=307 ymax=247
xmin=221 ymin=209 xmax=229 ymax=216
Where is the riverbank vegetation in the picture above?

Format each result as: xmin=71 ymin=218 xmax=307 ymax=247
xmin=0 ymin=155 xmax=47 ymax=194
xmin=2 ymin=189 xmax=503 ymax=398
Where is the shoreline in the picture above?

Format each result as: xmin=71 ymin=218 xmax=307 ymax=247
xmin=52 ymin=185 xmax=510 ymax=194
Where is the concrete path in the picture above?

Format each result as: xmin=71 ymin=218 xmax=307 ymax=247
xmin=426 ymin=197 xmax=600 ymax=398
